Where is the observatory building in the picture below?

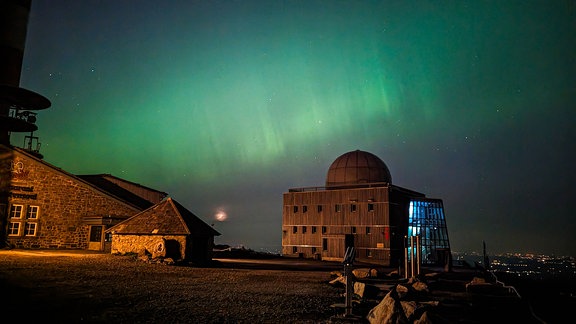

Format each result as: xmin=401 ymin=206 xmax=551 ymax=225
xmin=282 ymin=150 xmax=451 ymax=267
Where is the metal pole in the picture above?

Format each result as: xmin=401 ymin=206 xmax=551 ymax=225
xmin=342 ymin=246 xmax=355 ymax=317
xmin=416 ymin=235 xmax=421 ymax=276
xmin=410 ymin=236 xmax=415 ymax=278
xmin=404 ymin=236 xmax=409 ymax=279
xmin=344 ymin=263 xmax=353 ymax=316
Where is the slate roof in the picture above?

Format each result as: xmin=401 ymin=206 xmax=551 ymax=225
xmin=78 ymin=174 xmax=166 ymax=210
xmin=107 ymin=197 xmax=220 ymax=237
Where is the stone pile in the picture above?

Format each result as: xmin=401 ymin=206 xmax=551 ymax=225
xmin=330 ymin=267 xmax=533 ymax=323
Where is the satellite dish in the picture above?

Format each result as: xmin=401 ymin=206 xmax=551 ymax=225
xmin=0 ymin=84 xmax=51 ymax=110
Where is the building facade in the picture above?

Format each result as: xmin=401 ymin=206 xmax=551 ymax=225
xmin=0 ymin=145 xmax=139 ymax=250
xmin=282 ymin=150 xmax=451 ymax=267
xmin=0 ymin=145 xmax=166 ymax=250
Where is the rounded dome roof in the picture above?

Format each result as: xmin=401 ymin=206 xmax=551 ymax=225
xmin=325 ymin=150 xmax=392 ymax=187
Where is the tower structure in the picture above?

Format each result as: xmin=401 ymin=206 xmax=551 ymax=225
xmin=0 ymin=0 xmax=51 ymax=247
xmin=0 ymin=0 xmax=50 ymax=156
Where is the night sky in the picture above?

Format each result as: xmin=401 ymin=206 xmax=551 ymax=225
xmin=15 ymin=1 xmax=575 ymax=256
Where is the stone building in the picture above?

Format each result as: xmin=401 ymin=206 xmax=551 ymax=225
xmin=282 ymin=150 xmax=451 ymax=267
xmin=0 ymin=144 xmax=166 ymax=251
xmin=107 ymin=197 xmax=221 ymax=264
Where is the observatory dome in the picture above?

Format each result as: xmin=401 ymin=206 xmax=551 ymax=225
xmin=325 ymin=150 xmax=392 ymax=187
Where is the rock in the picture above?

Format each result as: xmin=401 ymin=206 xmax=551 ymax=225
xmin=329 ymin=274 xmax=346 ymax=287
xmin=396 ymin=284 xmax=410 ymax=299
xmin=353 ymin=268 xmax=378 ymax=279
xmin=139 ymin=255 xmax=150 ymax=262
xmin=412 ymin=281 xmax=429 ymax=293
xmin=354 ymin=281 xmax=366 ymax=298
xmin=366 ymin=288 xmax=409 ymax=324
xmin=400 ymin=300 xmax=419 ymax=319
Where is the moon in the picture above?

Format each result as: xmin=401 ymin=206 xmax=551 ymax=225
xmin=215 ymin=209 xmax=227 ymax=221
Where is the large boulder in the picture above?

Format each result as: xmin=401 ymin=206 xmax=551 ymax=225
xmin=366 ymin=288 xmax=408 ymax=324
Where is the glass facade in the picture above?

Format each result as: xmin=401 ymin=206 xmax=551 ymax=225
xmin=408 ymin=199 xmax=451 ymax=265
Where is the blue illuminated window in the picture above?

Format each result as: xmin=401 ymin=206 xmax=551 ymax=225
xmin=407 ymin=199 xmax=451 ymax=265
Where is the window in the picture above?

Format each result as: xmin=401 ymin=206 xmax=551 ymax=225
xmin=292 ymin=226 xmax=297 ymax=234
xmin=10 ymin=205 xmax=23 ymax=218
xmin=89 ymin=226 xmax=103 ymax=242
xmin=302 ymin=226 xmax=307 ymax=234
xmin=302 ymin=205 xmax=308 ymax=213
xmin=312 ymin=226 xmax=317 ymax=234
xmin=408 ymin=199 xmax=451 ymax=265
xmin=335 ymin=204 xmax=341 ymax=212
xmin=368 ymin=203 xmax=374 ymax=212
xmin=350 ymin=204 xmax=357 ymax=212
xmin=322 ymin=238 xmax=328 ymax=251
xmin=8 ymin=222 xmax=21 ymax=236
xmin=293 ymin=206 xmax=298 ymax=213
xmin=366 ymin=227 xmax=371 ymax=234
xmin=292 ymin=246 xmax=298 ymax=253
xmin=367 ymin=250 xmax=373 ymax=257
xmin=351 ymin=226 xmax=357 ymax=234
xmin=24 ymin=222 xmax=37 ymax=236
xmin=317 ymin=205 xmax=323 ymax=213
xmin=321 ymin=226 xmax=327 ymax=234
xmin=312 ymin=247 xmax=317 ymax=254
xmin=26 ymin=205 xmax=39 ymax=219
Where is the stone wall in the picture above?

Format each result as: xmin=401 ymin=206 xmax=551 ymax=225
xmin=111 ymin=234 xmax=187 ymax=260
xmin=4 ymin=149 xmax=140 ymax=249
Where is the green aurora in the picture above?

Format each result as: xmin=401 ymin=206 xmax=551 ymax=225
xmin=16 ymin=0 xmax=576 ymax=256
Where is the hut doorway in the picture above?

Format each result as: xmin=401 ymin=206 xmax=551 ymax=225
xmin=88 ymin=225 xmax=104 ymax=251
xmin=164 ymin=239 xmax=182 ymax=260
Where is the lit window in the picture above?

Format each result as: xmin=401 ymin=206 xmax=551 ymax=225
xmin=24 ymin=223 xmax=37 ymax=236
xmin=368 ymin=203 xmax=374 ymax=212
xmin=26 ymin=206 xmax=39 ymax=219
xmin=8 ymin=222 xmax=21 ymax=236
xmin=10 ymin=205 xmax=23 ymax=218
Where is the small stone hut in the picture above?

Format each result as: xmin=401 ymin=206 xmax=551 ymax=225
xmin=107 ymin=197 xmax=220 ymax=264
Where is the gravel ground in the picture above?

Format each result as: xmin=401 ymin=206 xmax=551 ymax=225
xmin=0 ymin=250 xmax=344 ymax=323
